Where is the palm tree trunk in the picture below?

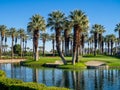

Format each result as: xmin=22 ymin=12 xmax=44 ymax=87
xmin=94 ymin=32 xmax=97 ymax=56
xmin=0 ymin=37 xmax=3 ymax=59
xmin=43 ymin=41 xmax=45 ymax=56
xmin=119 ymin=30 xmax=120 ymax=39
xmin=72 ymin=25 xmax=79 ymax=64
xmin=11 ymin=37 xmax=14 ymax=59
xmin=52 ymin=39 xmax=55 ymax=56
xmin=111 ymin=40 xmax=113 ymax=55
xmin=34 ymin=30 xmax=39 ymax=61
xmin=101 ymin=41 xmax=104 ymax=54
xmin=0 ymin=37 xmax=2 ymax=59
xmin=62 ymin=39 xmax=64 ymax=54
xmin=64 ymin=29 xmax=69 ymax=56
xmin=81 ymin=34 xmax=84 ymax=56
xmin=55 ymin=28 xmax=67 ymax=65
xmin=23 ymin=38 xmax=24 ymax=57
xmin=25 ymin=40 xmax=27 ymax=56
xmin=108 ymin=42 xmax=110 ymax=55
xmin=20 ymin=37 xmax=22 ymax=58
xmin=88 ymin=42 xmax=90 ymax=54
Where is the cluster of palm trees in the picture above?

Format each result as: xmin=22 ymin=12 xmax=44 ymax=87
xmin=0 ymin=25 xmax=28 ymax=59
xmin=0 ymin=9 xmax=120 ymax=65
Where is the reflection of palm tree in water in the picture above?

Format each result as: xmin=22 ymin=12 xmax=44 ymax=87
xmin=32 ymin=68 xmax=38 ymax=83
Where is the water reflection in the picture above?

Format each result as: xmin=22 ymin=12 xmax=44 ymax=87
xmin=0 ymin=63 xmax=120 ymax=90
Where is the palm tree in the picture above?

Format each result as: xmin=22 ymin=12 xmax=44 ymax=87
xmin=98 ymin=25 xmax=106 ymax=54
xmin=47 ymin=11 xmax=67 ymax=65
xmin=90 ymin=24 xmax=101 ymax=56
xmin=9 ymin=27 xmax=16 ymax=58
xmin=4 ymin=29 xmax=9 ymax=54
xmin=63 ymin=19 xmax=72 ymax=56
xmin=105 ymin=35 xmax=110 ymax=55
xmin=115 ymin=23 xmax=120 ymax=39
xmin=69 ymin=33 xmax=73 ymax=55
xmin=23 ymin=33 xmax=29 ymax=56
xmin=69 ymin=10 xmax=89 ymax=64
xmin=61 ymin=34 xmax=65 ymax=54
xmin=27 ymin=14 xmax=46 ymax=61
xmin=81 ymin=32 xmax=88 ymax=55
xmin=0 ymin=25 xmax=7 ymax=59
xmin=18 ymin=28 xmax=25 ymax=58
xmin=40 ymin=33 xmax=49 ymax=56
xmin=109 ymin=34 xmax=116 ymax=55
xmin=50 ymin=33 xmax=55 ymax=56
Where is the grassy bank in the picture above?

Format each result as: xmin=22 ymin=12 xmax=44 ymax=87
xmin=0 ymin=70 xmax=69 ymax=90
xmin=22 ymin=55 xmax=120 ymax=69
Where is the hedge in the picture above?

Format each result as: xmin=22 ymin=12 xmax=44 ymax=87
xmin=0 ymin=70 xmax=69 ymax=90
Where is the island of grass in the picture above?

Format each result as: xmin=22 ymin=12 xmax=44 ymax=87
xmin=21 ymin=55 xmax=120 ymax=69
xmin=0 ymin=70 xmax=69 ymax=90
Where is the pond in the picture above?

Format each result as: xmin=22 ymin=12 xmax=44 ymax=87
xmin=0 ymin=63 xmax=120 ymax=90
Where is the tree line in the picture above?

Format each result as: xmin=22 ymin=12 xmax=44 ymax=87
xmin=0 ymin=9 xmax=120 ymax=65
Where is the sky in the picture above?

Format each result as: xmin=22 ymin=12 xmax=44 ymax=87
xmin=0 ymin=0 xmax=120 ymax=51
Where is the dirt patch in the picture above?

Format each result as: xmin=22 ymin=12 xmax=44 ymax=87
xmin=0 ymin=59 xmax=26 ymax=63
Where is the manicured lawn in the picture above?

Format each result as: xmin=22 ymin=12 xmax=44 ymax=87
xmin=22 ymin=55 xmax=120 ymax=68
xmin=81 ymin=55 xmax=120 ymax=67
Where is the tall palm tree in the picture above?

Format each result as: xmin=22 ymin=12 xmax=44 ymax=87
xmin=69 ymin=33 xmax=73 ymax=55
xmin=69 ymin=10 xmax=89 ymax=64
xmin=105 ymin=35 xmax=110 ymax=55
xmin=109 ymin=34 xmax=116 ymax=55
xmin=27 ymin=14 xmax=46 ymax=61
xmin=18 ymin=28 xmax=25 ymax=58
xmin=90 ymin=24 xmax=102 ymax=56
xmin=61 ymin=34 xmax=65 ymax=54
xmin=9 ymin=27 xmax=16 ymax=58
xmin=47 ymin=11 xmax=67 ymax=65
xmin=23 ymin=33 xmax=29 ymax=56
xmin=98 ymin=25 xmax=106 ymax=54
xmin=63 ymin=19 xmax=72 ymax=56
xmin=81 ymin=31 xmax=88 ymax=55
xmin=4 ymin=29 xmax=9 ymax=54
xmin=0 ymin=25 xmax=7 ymax=59
xmin=115 ymin=23 xmax=120 ymax=39
xmin=40 ymin=33 xmax=49 ymax=56
xmin=50 ymin=33 xmax=55 ymax=56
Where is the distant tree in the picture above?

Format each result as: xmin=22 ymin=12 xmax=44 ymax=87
xmin=115 ymin=23 xmax=120 ymax=39
xmin=0 ymin=25 xmax=7 ymax=59
xmin=13 ymin=44 xmax=21 ymax=55
xmin=50 ymin=33 xmax=55 ymax=56
xmin=63 ymin=19 xmax=72 ymax=56
xmin=40 ymin=33 xmax=49 ymax=56
xmin=9 ymin=27 xmax=16 ymax=58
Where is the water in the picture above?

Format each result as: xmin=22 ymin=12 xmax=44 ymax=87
xmin=0 ymin=63 xmax=120 ymax=90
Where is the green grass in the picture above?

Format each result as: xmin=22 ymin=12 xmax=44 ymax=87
xmin=22 ymin=55 xmax=120 ymax=68
xmin=22 ymin=56 xmax=61 ymax=67
xmin=81 ymin=55 xmax=120 ymax=67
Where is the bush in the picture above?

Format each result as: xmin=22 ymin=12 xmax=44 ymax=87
xmin=0 ymin=70 xmax=69 ymax=90
xmin=0 ymin=70 xmax=6 ymax=77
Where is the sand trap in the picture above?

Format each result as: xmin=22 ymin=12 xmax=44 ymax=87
xmin=85 ymin=61 xmax=106 ymax=66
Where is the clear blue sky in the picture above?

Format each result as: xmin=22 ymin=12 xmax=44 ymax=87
xmin=0 ymin=0 xmax=120 ymax=51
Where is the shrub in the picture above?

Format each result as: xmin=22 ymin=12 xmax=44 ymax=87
xmin=0 ymin=70 xmax=69 ymax=90
xmin=0 ymin=70 xmax=6 ymax=77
